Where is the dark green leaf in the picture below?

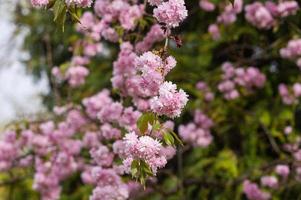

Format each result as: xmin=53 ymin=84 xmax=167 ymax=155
xmin=47 ymin=0 xmax=56 ymax=9
xmin=137 ymin=112 xmax=156 ymax=134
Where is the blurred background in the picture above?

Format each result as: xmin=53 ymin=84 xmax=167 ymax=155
xmin=0 ymin=0 xmax=49 ymax=128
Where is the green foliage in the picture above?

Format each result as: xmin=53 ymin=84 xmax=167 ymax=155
xmin=131 ymin=160 xmax=153 ymax=186
xmin=53 ymin=0 xmax=67 ymax=31
xmin=137 ymin=112 xmax=156 ymax=134
xmin=163 ymin=130 xmax=184 ymax=146
xmin=48 ymin=0 xmax=82 ymax=31
xmin=213 ymin=149 xmax=238 ymax=179
xmin=163 ymin=131 xmax=175 ymax=146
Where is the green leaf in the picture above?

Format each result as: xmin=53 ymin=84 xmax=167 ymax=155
xmin=131 ymin=167 xmax=138 ymax=177
xmin=170 ymin=130 xmax=184 ymax=146
xmin=140 ymin=160 xmax=153 ymax=185
xmin=53 ymin=0 xmax=67 ymax=31
xmin=152 ymin=121 xmax=161 ymax=132
xmin=139 ymin=176 xmax=146 ymax=186
xmin=130 ymin=159 xmax=153 ymax=186
xmin=163 ymin=132 xmax=175 ymax=146
xmin=141 ymin=160 xmax=153 ymax=176
xmin=68 ymin=6 xmax=81 ymax=23
xmin=53 ymin=0 xmax=65 ymax=21
xmin=137 ymin=112 xmax=156 ymax=134
xmin=131 ymin=159 xmax=139 ymax=178
xmin=163 ymin=130 xmax=184 ymax=146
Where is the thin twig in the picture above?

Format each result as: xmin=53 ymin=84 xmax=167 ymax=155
xmin=177 ymin=147 xmax=185 ymax=199
xmin=43 ymin=34 xmax=61 ymax=104
xmin=260 ymin=123 xmax=282 ymax=155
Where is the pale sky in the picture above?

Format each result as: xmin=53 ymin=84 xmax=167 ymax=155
xmin=0 ymin=0 xmax=49 ymax=127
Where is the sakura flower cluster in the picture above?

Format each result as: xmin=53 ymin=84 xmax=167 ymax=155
xmin=196 ymin=81 xmax=214 ymax=102
xmin=278 ymin=82 xmax=301 ymax=105
xmin=0 ymin=88 xmax=171 ymax=200
xmin=0 ymin=108 xmax=86 ymax=200
xmin=120 ymin=132 xmax=170 ymax=175
xmin=31 ymin=0 xmax=93 ymax=7
xmin=82 ymin=89 xmax=141 ymax=130
xmin=241 ymin=132 xmax=301 ymax=200
xmin=282 ymin=142 xmax=301 ymax=182
xmin=260 ymin=176 xmax=278 ymax=189
xmin=31 ymin=0 xmax=49 ymax=7
xmin=218 ymin=62 xmax=266 ymax=100
xmin=206 ymin=0 xmax=243 ymax=40
xmin=135 ymin=24 xmax=165 ymax=53
xmin=243 ymin=180 xmax=271 ymax=200
xmin=112 ymin=44 xmax=188 ymax=117
xmin=17 ymin=0 xmax=191 ymax=199
xmin=206 ymin=1 xmax=299 ymax=40
xmin=150 ymin=81 xmax=188 ymax=118
xmin=0 ymin=87 xmax=156 ymax=200
xmin=243 ymin=164 xmax=291 ymax=200
xmin=52 ymin=55 xmax=91 ymax=88
xmin=0 ymin=131 xmax=20 ymax=171
xmin=77 ymin=0 xmax=144 ymax=41
xmin=87 ymin=163 xmax=130 ymax=200
xmin=280 ymin=39 xmax=301 ymax=69
xmin=217 ymin=0 xmax=243 ymax=25
xmin=179 ymin=110 xmax=213 ymax=147
xmin=245 ymin=1 xmax=299 ymax=29
xmin=199 ymin=0 xmax=215 ymax=12
xmin=275 ymin=165 xmax=290 ymax=178
xmin=152 ymin=0 xmax=188 ymax=28
xmin=65 ymin=0 xmax=93 ymax=7
xmin=133 ymin=52 xmax=177 ymax=97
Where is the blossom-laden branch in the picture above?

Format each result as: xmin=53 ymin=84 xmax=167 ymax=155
xmin=0 ymin=0 xmax=190 ymax=200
